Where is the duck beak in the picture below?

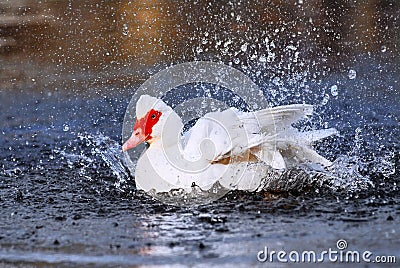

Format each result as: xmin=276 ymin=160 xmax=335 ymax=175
xmin=122 ymin=129 xmax=146 ymax=152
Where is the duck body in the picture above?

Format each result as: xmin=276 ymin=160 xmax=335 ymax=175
xmin=123 ymin=95 xmax=336 ymax=193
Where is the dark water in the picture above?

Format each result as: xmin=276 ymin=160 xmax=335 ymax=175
xmin=0 ymin=54 xmax=399 ymax=267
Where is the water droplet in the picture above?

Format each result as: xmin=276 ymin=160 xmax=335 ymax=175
xmin=381 ymin=45 xmax=387 ymax=53
xmin=122 ymin=24 xmax=128 ymax=36
xmin=223 ymin=39 xmax=232 ymax=48
xmin=286 ymin=45 xmax=297 ymax=51
xmin=270 ymin=41 xmax=275 ymax=49
xmin=330 ymin=85 xmax=338 ymax=96
xmin=63 ymin=124 xmax=70 ymax=132
xmin=233 ymin=58 xmax=240 ymax=64
xmin=348 ymin=69 xmax=357 ymax=80
xmin=321 ymin=94 xmax=330 ymax=106
xmin=272 ymin=76 xmax=281 ymax=86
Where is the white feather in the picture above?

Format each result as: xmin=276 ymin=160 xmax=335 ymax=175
xmin=130 ymin=95 xmax=337 ymax=193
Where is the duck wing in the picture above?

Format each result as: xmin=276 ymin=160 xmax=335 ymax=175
xmin=182 ymin=107 xmax=265 ymax=163
xmin=182 ymin=104 xmax=336 ymax=169
xmin=251 ymin=104 xmax=337 ymax=168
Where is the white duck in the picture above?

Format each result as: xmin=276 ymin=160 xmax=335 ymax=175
xmin=122 ymin=95 xmax=336 ymax=193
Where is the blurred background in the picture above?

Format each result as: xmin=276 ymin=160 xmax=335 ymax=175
xmin=0 ymin=0 xmax=398 ymax=92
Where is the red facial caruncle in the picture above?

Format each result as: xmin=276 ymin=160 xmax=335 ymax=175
xmin=122 ymin=109 xmax=162 ymax=151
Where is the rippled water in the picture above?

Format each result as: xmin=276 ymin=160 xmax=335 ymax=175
xmin=0 ymin=52 xmax=399 ymax=266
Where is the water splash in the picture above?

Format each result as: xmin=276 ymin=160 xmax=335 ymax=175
xmin=326 ymin=156 xmax=374 ymax=191
xmin=79 ymin=133 xmax=132 ymax=189
xmin=133 ymin=157 xmax=376 ymax=206
xmin=149 ymin=181 xmax=230 ymax=206
xmin=52 ymin=132 xmax=132 ymax=190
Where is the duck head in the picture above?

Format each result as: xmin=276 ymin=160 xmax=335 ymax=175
xmin=122 ymin=95 xmax=180 ymax=151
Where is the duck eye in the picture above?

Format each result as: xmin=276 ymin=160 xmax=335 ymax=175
xmin=151 ymin=113 xmax=156 ymax=119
